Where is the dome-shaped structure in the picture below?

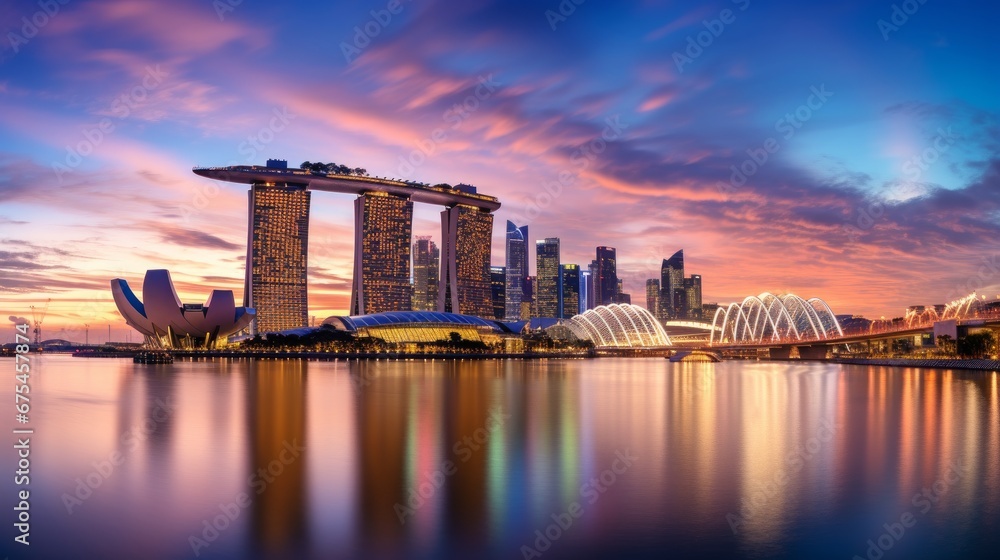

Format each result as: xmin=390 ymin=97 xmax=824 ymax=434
xmin=711 ymin=293 xmax=842 ymax=344
xmin=566 ymin=304 xmax=672 ymax=348
xmin=111 ymin=270 xmax=254 ymax=348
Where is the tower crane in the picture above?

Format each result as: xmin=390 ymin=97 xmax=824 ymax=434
xmin=30 ymin=299 xmax=51 ymax=346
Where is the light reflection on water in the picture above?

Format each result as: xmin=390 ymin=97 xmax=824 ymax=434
xmin=3 ymin=355 xmax=999 ymax=559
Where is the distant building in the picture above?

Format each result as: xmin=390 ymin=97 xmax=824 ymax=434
xmin=412 ymin=237 xmax=439 ymax=311
xmin=351 ymin=192 xmax=413 ymax=315
xmin=245 ymin=182 xmax=311 ymax=333
xmin=685 ymin=274 xmax=702 ymax=320
xmin=580 ymin=269 xmax=593 ymax=314
xmin=612 ymin=279 xmax=631 ymax=304
xmin=702 ymin=302 xmax=719 ymax=320
xmin=536 ymin=238 xmax=561 ymax=318
xmin=440 ymin=205 xmax=494 ymax=317
xmin=595 ymin=247 xmax=618 ymax=306
xmin=660 ymin=250 xmax=685 ymax=320
xmin=646 ymin=279 xmax=660 ymax=317
xmin=522 ymin=275 xmax=535 ymax=320
xmin=560 ymin=264 xmax=580 ymax=319
xmin=504 ymin=221 xmax=529 ymax=321
xmin=490 ymin=266 xmax=506 ymax=321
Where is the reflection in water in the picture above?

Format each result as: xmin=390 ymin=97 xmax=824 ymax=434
xmin=9 ymin=356 xmax=1000 ymax=560
xmin=246 ymin=360 xmax=308 ymax=555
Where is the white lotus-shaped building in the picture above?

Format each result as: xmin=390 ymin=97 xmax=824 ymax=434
xmin=111 ymin=270 xmax=254 ymax=348
xmin=566 ymin=304 xmax=672 ymax=348
xmin=711 ymin=293 xmax=842 ymax=344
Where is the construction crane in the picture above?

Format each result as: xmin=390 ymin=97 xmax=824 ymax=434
xmin=30 ymin=299 xmax=51 ymax=346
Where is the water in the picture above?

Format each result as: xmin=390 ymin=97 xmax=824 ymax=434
xmin=3 ymin=355 xmax=999 ymax=560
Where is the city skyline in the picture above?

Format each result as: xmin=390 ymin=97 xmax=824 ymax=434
xmin=2 ymin=1 xmax=999 ymax=341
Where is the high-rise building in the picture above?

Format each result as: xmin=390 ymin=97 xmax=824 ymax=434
xmin=245 ymin=182 xmax=311 ymax=334
xmin=521 ymin=275 xmax=535 ymax=320
xmin=536 ymin=238 xmax=561 ymax=318
xmin=580 ymin=269 xmax=592 ymax=314
xmin=412 ymin=237 xmax=439 ymax=311
xmin=613 ymin=279 xmax=631 ymax=305
xmin=490 ymin=266 xmax=506 ymax=321
xmin=504 ymin=221 xmax=529 ymax=321
xmin=660 ymin=250 xmax=684 ymax=320
xmin=685 ymin=274 xmax=702 ymax=320
xmin=560 ymin=264 xmax=580 ymax=319
xmin=351 ymin=192 xmax=413 ymax=315
xmin=440 ymin=205 xmax=493 ymax=317
xmin=595 ymin=247 xmax=617 ymax=306
xmin=646 ymin=279 xmax=660 ymax=317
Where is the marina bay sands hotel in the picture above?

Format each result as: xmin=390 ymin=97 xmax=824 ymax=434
xmin=193 ymin=160 xmax=500 ymax=334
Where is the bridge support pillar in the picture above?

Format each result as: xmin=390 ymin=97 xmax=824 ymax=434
xmin=768 ymin=347 xmax=792 ymax=360
xmin=796 ymin=345 xmax=829 ymax=360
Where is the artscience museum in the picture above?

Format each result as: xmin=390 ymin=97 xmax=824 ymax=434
xmin=111 ymin=269 xmax=254 ymax=348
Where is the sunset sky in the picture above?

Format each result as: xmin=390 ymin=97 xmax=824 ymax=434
xmin=2 ymin=0 xmax=998 ymax=342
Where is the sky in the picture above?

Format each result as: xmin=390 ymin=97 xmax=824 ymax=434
xmin=1 ymin=0 xmax=999 ymax=342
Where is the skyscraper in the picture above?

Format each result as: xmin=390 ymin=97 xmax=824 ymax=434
xmin=490 ymin=266 xmax=506 ymax=321
xmin=560 ymin=264 xmax=579 ymax=319
xmin=646 ymin=279 xmax=660 ymax=317
xmin=536 ymin=238 xmax=561 ymax=318
xmin=685 ymin=274 xmax=703 ymax=320
xmin=661 ymin=250 xmax=684 ymax=320
xmin=245 ymin=182 xmax=311 ymax=334
xmin=351 ymin=192 xmax=413 ymax=315
xmin=504 ymin=221 xmax=528 ymax=321
xmin=440 ymin=205 xmax=494 ymax=317
xmin=412 ymin=237 xmax=439 ymax=311
xmin=595 ymin=247 xmax=617 ymax=306
xmin=580 ymin=269 xmax=593 ymax=314
xmin=521 ymin=275 xmax=535 ymax=320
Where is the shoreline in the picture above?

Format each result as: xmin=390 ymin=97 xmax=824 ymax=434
xmin=833 ymin=357 xmax=1000 ymax=371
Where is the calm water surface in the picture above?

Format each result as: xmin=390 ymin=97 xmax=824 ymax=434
xmin=2 ymin=355 xmax=999 ymax=559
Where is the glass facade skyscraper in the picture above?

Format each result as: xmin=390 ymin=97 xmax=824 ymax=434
xmin=595 ymin=247 xmax=618 ymax=307
xmin=351 ymin=192 xmax=413 ymax=315
xmin=504 ymin=221 xmax=528 ymax=321
xmin=536 ymin=238 xmax=561 ymax=318
xmin=245 ymin=182 xmax=311 ymax=334
xmin=440 ymin=205 xmax=494 ymax=317
xmin=685 ymin=274 xmax=702 ymax=320
xmin=646 ymin=279 xmax=660 ymax=318
xmin=412 ymin=236 xmax=439 ymax=312
xmin=661 ymin=249 xmax=685 ymax=320
xmin=490 ymin=266 xmax=506 ymax=321
xmin=560 ymin=264 xmax=579 ymax=319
